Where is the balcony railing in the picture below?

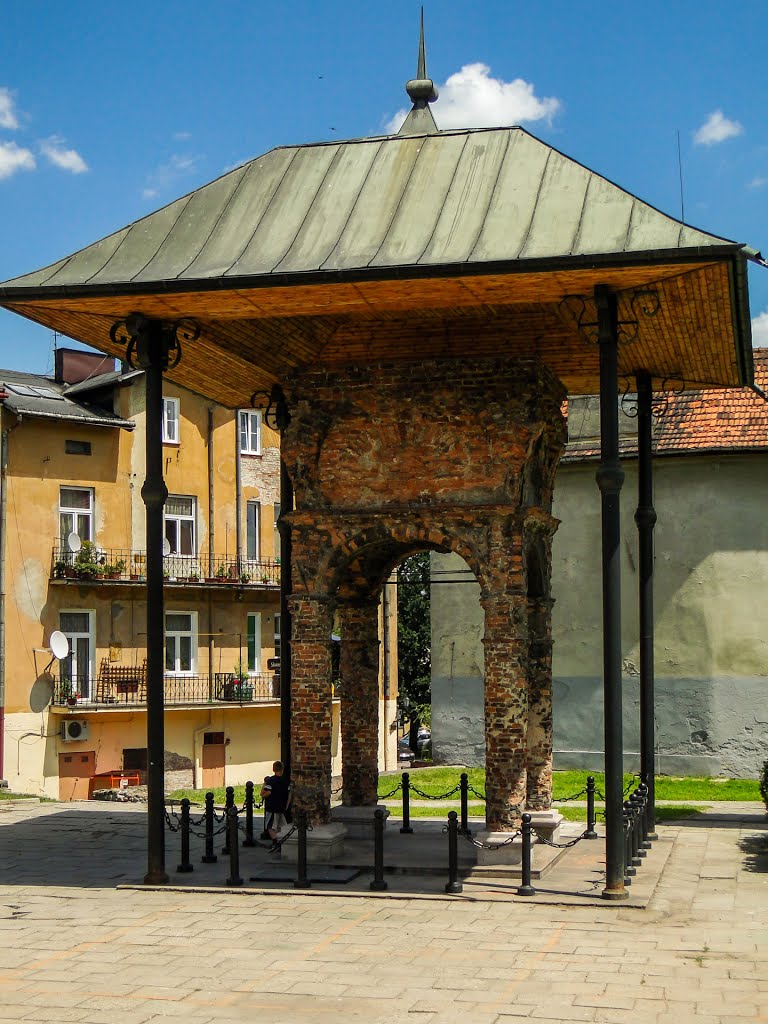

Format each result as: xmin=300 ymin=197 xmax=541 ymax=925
xmin=53 ymin=670 xmax=280 ymax=708
xmin=50 ymin=544 xmax=280 ymax=587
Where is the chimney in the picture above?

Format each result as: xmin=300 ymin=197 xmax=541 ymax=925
xmin=55 ymin=348 xmax=116 ymax=385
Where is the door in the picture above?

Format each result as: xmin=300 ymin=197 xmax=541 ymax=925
xmin=58 ymin=750 xmax=95 ymax=801
xmin=201 ymin=732 xmax=225 ymax=789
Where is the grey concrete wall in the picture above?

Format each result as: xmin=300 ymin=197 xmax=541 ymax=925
xmin=430 ymin=452 xmax=768 ymax=777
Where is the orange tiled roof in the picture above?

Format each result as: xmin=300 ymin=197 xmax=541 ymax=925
xmin=564 ymin=348 xmax=768 ymax=460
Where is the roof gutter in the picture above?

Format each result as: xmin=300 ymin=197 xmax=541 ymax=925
xmin=1 ymin=408 xmax=134 ymax=430
xmin=0 ymin=244 xmax=746 ymax=306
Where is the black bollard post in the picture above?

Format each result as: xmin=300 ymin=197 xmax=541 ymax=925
xmin=459 ymin=772 xmax=471 ymax=836
xmin=294 ymin=810 xmax=311 ymax=889
xmin=638 ymin=783 xmax=652 ymax=848
xmin=176 ymin=799 xmax=194 ymax=873
xmin=243 ymin=781 xmax=255 ymax=847
xmin=400 ymin=772 xmax=413 ymax=834
xmin=221 ymin=786 xmax=235 ymax=854
xmin=585 ymin=776 xmax=598 ymax=839
xmin=225 ymin=806 xmax=242 ymax=886
xmin=201 ymin=791 xmax=217 ymax=864
xmin=445 ymin=811 xmax=463 ymax=894
xmin=630 ymin=794 xmax=646 ymax=860
xmin=623 ymin=805 xmax=635 ymax=882
xmin=517 ymin=813 xmax=536 ymax=897
xmin=370 ymin=808 xmax=388 ymax=891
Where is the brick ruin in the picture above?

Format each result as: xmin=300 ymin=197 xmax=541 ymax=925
xmin=282 ymin=357 xmax=566 ymax=830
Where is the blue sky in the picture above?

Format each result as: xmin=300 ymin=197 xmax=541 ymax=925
xmin=1 ymin=0 xmax=766 ymax=375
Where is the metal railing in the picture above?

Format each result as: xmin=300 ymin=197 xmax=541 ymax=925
xmin=50 ymin=544 xmax=280 ymax=587
xmin=53 ymin=670 xmax=279 ymax=708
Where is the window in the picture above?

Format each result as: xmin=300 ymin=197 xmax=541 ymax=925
xmin=65 ymin=440 xmax=92 ymax=456
xmin=274 ymin=614 xmax=281 ymax=654
xmin=273 ymin=502 xmax=281 ymax=561
xmin=246 ymin=501 xmax=260 ymax=560
xmin=165 ymin=612 xmax=197 ymax=674
xmin=164 ymin=495 xmax=195 ymax=556
xmin=59 ymin=487 xmax=93 ymax=547
xmin=239 ymin=410 xmax=261 ymax=455
xmin=162 ymin=397 xmax=179 ymax=444
xmin=247 ymin=613 xmax=262 ymax=675
xmin=60 ymin=610 xmax=94 ymax=700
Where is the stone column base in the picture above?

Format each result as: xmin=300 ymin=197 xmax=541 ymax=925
xmin=330 ymin=804 xmax=390 ymax=839
xmin=280 ymin=823 xmax=347 ymax=863
xmin=474 ymin=811 xmax=563 ymax=867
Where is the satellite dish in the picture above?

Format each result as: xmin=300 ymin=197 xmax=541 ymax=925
xmin=162 ymin=538 xmax=171 ymax=556
xmin=49 ymin=631 xmax=70 ymax=660
xmin=67 ymin=532 xmax=82 ymax=553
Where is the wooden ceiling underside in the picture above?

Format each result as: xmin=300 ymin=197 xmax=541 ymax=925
xmin=4 ymin=260 xmax=738 ymax=407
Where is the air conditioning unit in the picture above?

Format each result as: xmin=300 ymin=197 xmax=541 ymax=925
xmin=61 ymin=719 xmax=89 ymax=743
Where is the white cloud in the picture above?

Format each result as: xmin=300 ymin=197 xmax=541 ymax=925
xmin=173 ymin=131 xmax=192 ymax=142
xmin=0 ymin=141 xmax=35 ymax=180
xmin=694 ymin=110 xmax=743 ymax=146
xmin=751 ymin=311 xmax=768 ymax=346
xmin=385 ymin=62 xmax=560 ymax=134
xmin=39 ymin=136 xmax=88 ymax=173
xmin=0 ymin=87 xmax=19 ymax=130
xmin=747 ymin=175 xmax=767 ymax=190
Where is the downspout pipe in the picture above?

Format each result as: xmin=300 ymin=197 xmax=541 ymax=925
xmin=207 ymin=407 xmax=214 ymax=578
xmin=382 ymin=581 xmax=391 ymax=771
xmin=0 ymin=421 xmax=6 ymax=782
xmin=235 ymin=411 xmax=242 ymax=574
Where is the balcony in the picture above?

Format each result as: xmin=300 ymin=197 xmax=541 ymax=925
xmin=53 ymin=668 xmax=280 ymax=709
xmin=50 ymin=543 xmax=280 ymax=589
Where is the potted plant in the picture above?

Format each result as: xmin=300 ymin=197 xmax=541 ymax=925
xmin=74 ymin=541 xmax=100 ymax=580
xmin=59 ymin=681 xmax=79 ymax=706
xmin=215 ymin=563 xmax=228 ymax=581
xmin=53 ymin=559 xmax=68 ymax=579
xmin=261 ymin=572 xmax=271 ymax=585
xmin=188 ymin=571 xmax=201 ymax=582
xmin=240 ymin=571 xmax=251 ymax=584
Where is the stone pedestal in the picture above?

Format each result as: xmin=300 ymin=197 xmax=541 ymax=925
xmin=331 ymin=804 xmax=390 ymax=839
xmin=474 ymin=811 xmax=562 ymax=867
xmin=280 ymin=823 xmax=346 ymax=863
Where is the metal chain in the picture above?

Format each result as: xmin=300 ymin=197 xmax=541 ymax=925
xmin=410 ymin=783 xmax=461 ymax=801
xmin=532 ymin=828 xmax=590 ymax=850
xmin=467 ymin=785 xmax=486 ymax=801
xmin=555 ymin=787 xmax=589 ymax=803
xmin=457 ymin=828 xmax=522 ymax=851
xmin=378 ymin=783 xmax=403 ymax=800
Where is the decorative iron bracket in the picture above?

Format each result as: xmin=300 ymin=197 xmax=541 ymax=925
xmin=619 ymin=373 xmax=686 ymax=420
xmin=250 ymin=383 xmax=290 ymax=432
xmin=110 ymin=313 xmax=199 ymax=371
xmin=560 ymin=288 xmax=660 ymax=346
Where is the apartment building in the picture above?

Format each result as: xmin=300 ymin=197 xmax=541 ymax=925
xmin=0 ymin=348 xmax=346 ymax=798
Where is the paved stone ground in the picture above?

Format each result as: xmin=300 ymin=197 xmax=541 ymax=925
xmin=0 ymin=800 xmax=765 ymax=1023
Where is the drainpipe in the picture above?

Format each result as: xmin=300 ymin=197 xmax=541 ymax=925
xmin=207 ymin=407 xmax=215 ymax=578
xmin=235 ymin=411 xmax=242 ymax=574
xmin=382 ymin=580 xmax=392 ymax=771
xmin=0 ymin=421 xmax=6 ymax=782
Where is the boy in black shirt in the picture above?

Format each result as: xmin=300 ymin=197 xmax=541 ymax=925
xmin=261 ymin=760 xmax=291 ymax=850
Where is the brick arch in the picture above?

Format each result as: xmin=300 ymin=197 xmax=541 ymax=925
xmin=323 ymin=519 xmax=488 ymax=604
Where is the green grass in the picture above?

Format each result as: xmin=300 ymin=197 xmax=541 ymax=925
xmin=0 ymin=790 xmax=39 ymax=800
xmin=167 ymin=768 xmax=760 ymax=812
xmin=378 ymin=767 xmax=761 ymax=802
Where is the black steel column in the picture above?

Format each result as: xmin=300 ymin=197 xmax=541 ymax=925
xmin=141 ymin=318 xmax=169 ymax=885
xmin=275 ymin=389 xmax=293 ymax=779
xmin=595 ymin=284 xmax=627 ymax=901
xmin=635 ymin=371 xmax=657 ymax=836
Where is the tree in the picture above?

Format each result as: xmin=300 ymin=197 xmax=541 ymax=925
xmin=397 ymin=552 xmax=431 ymax=743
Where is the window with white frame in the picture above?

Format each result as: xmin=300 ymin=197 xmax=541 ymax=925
xmin=164 ymin=495 xmax=195 ymax=556
xmin=273 ymin=502 xmax=281 ymax=561
xmin=60 ymin=610 xmax=94 ymax=700
xmin=165 ymin=612 xmax=197 ymax=674
xmin=247 ymin=612 xmax=262 ymax=675
xmin=59 ymin=487 xmax=93 ymax=547
xmin=162 ymin=397 xmax=180 ymax=444
xmin=274 ymin=613 xmax=281 ymax=655
xmin=239 ymin=409 xmax=261 ymax=455
xmin=246 ymin=500 xmax=260 ymax=560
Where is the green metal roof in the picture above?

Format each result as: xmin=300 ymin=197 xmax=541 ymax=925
xmin=0 ymin=126 xmax=740 ymax=298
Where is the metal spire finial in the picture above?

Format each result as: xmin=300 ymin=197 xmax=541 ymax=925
xmin=398 ymin=7 xmax=439 ymax=135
